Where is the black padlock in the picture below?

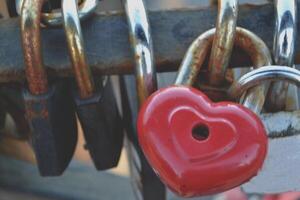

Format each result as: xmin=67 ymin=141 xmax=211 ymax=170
xmin=62 ymin=0 xmax=123 ymax=170
xmin=20 ymin=0 xmax=77 ymax=176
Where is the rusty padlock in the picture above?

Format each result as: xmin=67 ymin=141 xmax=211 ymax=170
xmin=62 ymin=0 xmax=123 ymax=170
xmin=208 ymin=0 xmax=238 ymax=86
xmin=20 ymin=0 xmax=77 ymax=176
xmin=137 ymin=27 xmax=271 ymax=197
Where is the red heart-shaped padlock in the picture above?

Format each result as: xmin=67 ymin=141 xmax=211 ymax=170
xmin=137 ymin=86 xmax=267 ymax=197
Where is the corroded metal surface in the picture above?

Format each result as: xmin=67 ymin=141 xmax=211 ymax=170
xmin=20 ymin=0 xmax=78 ymax=176
xmin=0 ymin=3 xmax=298 ymax=82
xmin=174 ymin=27 xmax=272 ymax=113
xmin=208 ymin=0 xmax=238 ymax=86
xmin=20 ymin=0 xmax=48 ymax=95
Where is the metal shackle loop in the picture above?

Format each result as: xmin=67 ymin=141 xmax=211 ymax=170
xmin=229 ymin=66 xmax=300 ymax=113
xmin=21 ymin=0 xmax=48 ymax=95
xmin=175 ymin=27 xmax=272 ymax=113
xmin=175 ymin=27 xmax=272 ymax=85
xmin=124 ymin=0 xmax=157 ymax=105
xmin=208 ymin=0 xmax=238 ymax=86
xmin=17 ymin=0 xmax=98 ymax=27
xmin=266 ymin=0 xmax=297 ymax=111
xmin=62 ymin=0 xmax=95 ymax=99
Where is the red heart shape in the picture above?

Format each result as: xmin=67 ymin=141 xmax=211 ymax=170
xmin=137 ymin=86 xmax=267 ymax=197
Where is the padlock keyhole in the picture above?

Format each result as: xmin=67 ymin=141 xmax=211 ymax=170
xmin=192 ymin=124 xmax=209 ymax=141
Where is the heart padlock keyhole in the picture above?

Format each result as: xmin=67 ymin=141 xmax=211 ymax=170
xmin=192 ymin=124 xmax=209 ymax=141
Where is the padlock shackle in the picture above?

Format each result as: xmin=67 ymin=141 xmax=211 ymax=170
xmin=208 ymin=0 xmax=238 ymax=86
xmin=273 ymin=0 xmax=297 ymax=67
xmin=229 ymin=65 xmax=300 ymax=100
xmin=21 ymin=0 xmax=48 ymax=95
xmin=175 ymin=27 xmax=272 ymax=113
xmin=62 ymin=0 xmax=95 ymax=99
xmin=16 ymin=0 xmax=98 ymax=27
xmin=175 ymin=27 xmax=271 ymax=86
xmin=124 ymin=0 xmax=157 ymax=105
xmin=265 ymin=0 xmax=297 ymax=111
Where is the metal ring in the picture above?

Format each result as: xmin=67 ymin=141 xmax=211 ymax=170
xmin=175 ymin=27 xmax=272 ymax=113
xmin=20 ymin=0 xmax=48 ymax=95
xmin=229 ymin=66 xmax=300 ymax=101
xmin=124 ymin=0 xmax=157 ymax=105
xmin=62 ymin=0 xmax=94 ymax=99
xmin=208 ymin=0 xmax=238 ymax=86
xmin=266 ymin=0 xmax=297 ymax=111
xmin=17 ymin=0 xmax=98 ymax=27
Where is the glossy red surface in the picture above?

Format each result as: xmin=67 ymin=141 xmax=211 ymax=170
xmin=137 ymin=86 xmax=268 ymax=197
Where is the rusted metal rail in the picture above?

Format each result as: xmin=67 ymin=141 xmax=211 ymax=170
xmin=0 ymin=3 xmax=298 ymax=83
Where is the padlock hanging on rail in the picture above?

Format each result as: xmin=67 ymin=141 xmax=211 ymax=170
xmin=62 ymin=0 xmax=124 ymax=170
xmin=20 ymin=0 xmax=78 ymax=176
xmin=137 ymin=27 xmax=272 ymax=197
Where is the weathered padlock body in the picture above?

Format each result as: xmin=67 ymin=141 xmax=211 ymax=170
xmin=73 ymin=77 xmax=123 ymax=170
xmin=23 ymin=81 xmax=77 ymax=176
xmin=20 ymin=0 xmax=79 ymax=176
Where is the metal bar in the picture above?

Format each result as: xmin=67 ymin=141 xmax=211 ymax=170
xmin=0 ymin=3 xmax=299 ymax=83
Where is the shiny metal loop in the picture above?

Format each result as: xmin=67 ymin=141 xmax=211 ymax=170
xmin=266 ymin=0 xmax=297 ymax=111
xmin=175 ymin=27 xmax=272 ymax=113
xmin=62 ymin=0 xmax=94 ymax=99
xmin=17 ymin=0 xmax=98 ymax=27
xmin=124 ymin=0 xmax=157 ymax=105
xmin=123 ymin=0 xmax=158 ymax=198
xmin=21 ymin=0 xmax=48 ymax=95
xmin=208 ymin=0 xmax=238 ymax=86
xmin=229 ymin=66 xmax=300 ymax=107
